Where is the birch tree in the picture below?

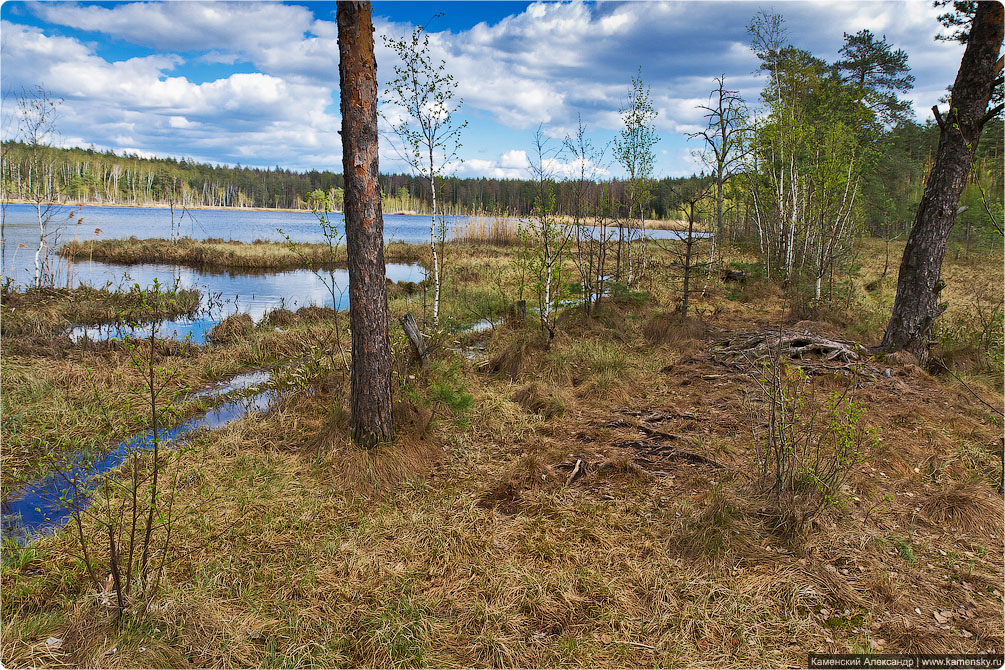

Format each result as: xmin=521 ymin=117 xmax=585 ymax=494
xmin=747 ymin=10 xmax=798 ymax=280
xmin=523 ymin=126 xmax=572 ymax=343
xmin=383 ymin=22 xmax=466 ymax=325
xmin=613 ymin=68 xmax=658 ymax=286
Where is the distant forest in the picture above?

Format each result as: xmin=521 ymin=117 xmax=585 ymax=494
xmin=1 ymin=117 xmax=1002 ymax=242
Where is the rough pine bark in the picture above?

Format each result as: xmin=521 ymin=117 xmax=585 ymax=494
xmin=338 ymin=1 xmax=395 ymax=446
xmin=881 ymin=2 xmax=1003 ymax=362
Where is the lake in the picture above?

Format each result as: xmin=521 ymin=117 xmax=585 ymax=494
xmin=0 ymin=203 xmax=700 ymax=342
xmin=1 ymin=203 xmax=438 ymax=341
xmin=0 ymin=202 xmax=446 ymax=285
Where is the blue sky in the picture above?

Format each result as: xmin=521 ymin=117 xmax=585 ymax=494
xmin=1 ymin=1 xmax=966 ymax=179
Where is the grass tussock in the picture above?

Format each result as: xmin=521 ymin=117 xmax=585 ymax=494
xmin=556 ymin=303 xmax=631 ymax=341
xmin=263 ymin=307 xmax=297 ymax=327
xmin=672 ymin=490 xmax=749 ymax=560
xmin=642 ymin=311 xmax=706 ymax=347
xmin=207 ymin=313 xmax=253 ymax=344
xmin=919 ymin=486 xmax=1003 ymax=535
xmin=512 ymin=382 xmax=571 ymax=419
xmin=486 ymin=331 xmax=535 ymax=380
xmin=314 ymin=404 xmax=442 ymax=497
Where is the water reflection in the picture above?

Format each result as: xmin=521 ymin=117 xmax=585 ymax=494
xmin=60 ymin=259 xmax=423 ymax=344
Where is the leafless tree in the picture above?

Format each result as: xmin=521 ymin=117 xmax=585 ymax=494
xmin=688 ymin=75 xmax=748 ymax=257
xmin=563 ymin=115 xmax=610 ymax=315
xmin=16 ymin=85 xmax=63 ymax=287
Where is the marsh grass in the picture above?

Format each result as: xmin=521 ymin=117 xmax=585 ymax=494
xmin=452 ymin=215 xmax=522 ymax=246
xmin=0 ymin=294 xmax=355 ymax=495
xmin=60 ymin=237 xmax=428 ymax=270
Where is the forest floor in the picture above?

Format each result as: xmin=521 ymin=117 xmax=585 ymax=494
xmin=1 ymin=238 xmax=1002 ymax=668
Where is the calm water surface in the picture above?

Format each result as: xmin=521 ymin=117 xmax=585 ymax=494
xmin=62 ymin=259 xmax=424 ymax=344
xmin=1 ymin=202 xmax=442 ymax=286
xmin=2 ymin=204 xmax=428 ymax=341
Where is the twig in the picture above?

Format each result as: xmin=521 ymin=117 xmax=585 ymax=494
xmin=566 ymin=459 xmax=584 ymax=485
xmin=931 ymin=358 xmax=1004 ymax=418
xmin=615 ymin=640 xmax=656 ymax=650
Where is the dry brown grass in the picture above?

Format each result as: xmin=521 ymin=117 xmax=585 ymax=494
xmin=486 ymin=331 xmax=536 ymax=380
xmin=920 ymin=486 xmax=1003 ymax=535
xmin=641 ymin=311 xmax=706 ymax=347
xmin=263 ymin=307 xmax=297 ymax=327
xmin=452 ymin=215 xmax=522 ymax=246
xmin=1 ymin=285 xmax=200 ymax=338
xmin=512 ymin=382 xmax=571 ymax=419
xmin=3 ymin=236 xmax=1004 ymax=668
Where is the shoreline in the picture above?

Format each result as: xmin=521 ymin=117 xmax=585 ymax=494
xmin=2 ymin=198 xmax=319 ymax=215
xmin=2 ymin=199 xmax=430 ymax=217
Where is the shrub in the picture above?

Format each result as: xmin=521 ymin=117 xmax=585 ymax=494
xmin=745 ymin=355 xmax=877 ymax=533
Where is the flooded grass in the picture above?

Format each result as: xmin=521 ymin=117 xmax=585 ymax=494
xmin=1 ymin=284 xmax=200 ymax=339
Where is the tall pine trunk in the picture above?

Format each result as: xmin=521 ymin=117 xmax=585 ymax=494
xmin=881 ymin=3 xmax=1003 ymax=362
xmin=338 ymin=0 xmax=395 ymax=447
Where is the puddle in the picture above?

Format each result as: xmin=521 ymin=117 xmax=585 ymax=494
xmin=193 ymin=369 xmax=272 ymax=398
xmin=466 ymin=318 xmax=495 ymax=333
xmin=68 ymin=317 xmax=217 ymax=346
xmin=1 ymin=370 xmax=278 ymax=546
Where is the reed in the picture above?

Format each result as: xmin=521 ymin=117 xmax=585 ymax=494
xmin=451 ymin=215 xmax=522 ymax=246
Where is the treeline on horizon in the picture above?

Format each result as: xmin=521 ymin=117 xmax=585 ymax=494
xmin=1 ymin=115 xmax=1002 ymax=243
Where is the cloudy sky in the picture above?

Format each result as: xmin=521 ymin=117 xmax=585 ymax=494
xmin=0 ymin=0 xmax=966 ymax=179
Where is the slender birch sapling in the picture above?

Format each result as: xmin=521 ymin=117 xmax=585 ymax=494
xmin=613 ymin=69 xmax=658 ymax=286
xmin=384 ymin=21 xmax=466 ymax=325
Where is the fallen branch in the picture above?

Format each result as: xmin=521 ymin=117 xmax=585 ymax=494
xmin=931 ymin=358 xmax=1004 ymax=418
xmin=616 ymin=640 xmax=656 ymax=650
